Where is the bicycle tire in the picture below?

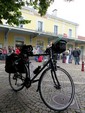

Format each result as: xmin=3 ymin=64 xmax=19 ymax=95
xmin=39 ymin=67 xmax=75 ymax=111
xmin=9 ymin=65 xmax=27 ymax=92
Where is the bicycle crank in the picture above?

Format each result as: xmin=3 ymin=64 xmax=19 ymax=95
xmin=24 ymin=77 xmax=31 ymax=88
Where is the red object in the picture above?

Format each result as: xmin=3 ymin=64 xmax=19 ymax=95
xmin=81 ymin=61 xmax=84 ymax=71
xmin=38 ymin=56 xmax=43 ymax=62
xmin=15 ymin=48 xmax=20 ymax=55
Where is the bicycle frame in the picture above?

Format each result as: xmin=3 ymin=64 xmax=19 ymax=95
xmin=26 ymin=53 xmax=61 ymax=90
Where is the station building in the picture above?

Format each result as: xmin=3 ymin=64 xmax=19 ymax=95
xmin=0 ymin=6 xmax=85 ymax=56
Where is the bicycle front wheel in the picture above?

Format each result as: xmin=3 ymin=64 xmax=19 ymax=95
xmin=39 ymin=67 xmax=75 ymax=111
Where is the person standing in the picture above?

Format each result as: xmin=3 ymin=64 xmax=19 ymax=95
xmin=76 ymin=47 xmax=81 ymax=64
xmin=15 ymin=45 xmax=21 ymax=55
xmin=62 ymin=52 xmax=66 ymax=63
xmin=72 ymin=48 xmax=80 ymax=65
xmin=2 ymin=47 xmax=7 ymax=60
xmin=68 ymin=48 xmax=73 ymax=63
xmin=66 ymin=49 xmax=70 ymax=64
xmin=0 ymin=48 xmax=2 ymax=60
xmin=8 ymin=46 xmax=12 ymax=54
xmin=33 ymin=47 xmax=38 ymax=62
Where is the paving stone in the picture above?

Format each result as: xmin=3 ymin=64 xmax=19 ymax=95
xmin=1 ymin=61 xmax=85 ymax=113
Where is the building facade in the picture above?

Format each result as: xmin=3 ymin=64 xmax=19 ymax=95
xmin=0 ymin=6 xmax=85 ymax=56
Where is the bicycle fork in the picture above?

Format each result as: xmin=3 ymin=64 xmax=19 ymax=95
xmin=51 ymin=69 xmax=61 ymax=89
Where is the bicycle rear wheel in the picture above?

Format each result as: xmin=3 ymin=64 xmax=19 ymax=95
xmin=9 ymin=72 xmax=26 ymax=91
xmin=39 ymin=67 xmax=75 ymax=111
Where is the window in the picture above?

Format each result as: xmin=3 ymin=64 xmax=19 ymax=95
xmin=38 ymin=21 xmax=43 ymax=32
xmin=15 ymin=41 xmax=24 ymax=45
xmin=67 ymin=44 xmax=73 ymax=49
xmin=15 ymin=37 xmax=24 ymax=47
xmin=36 ymin=40 xmax=44 ymax=49
xmin=54 ymin=25 xmax=58 ymax=35
xmin=69 ymin=29 xmax=72 ymax=37
xmin=18 ymin=16 xmax=24 ymax=28
xmin=19 ymin=24 xmax=23 ymax=28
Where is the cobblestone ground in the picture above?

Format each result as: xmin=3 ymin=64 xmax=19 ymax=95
xmin=0 ymin=60 xmax=85 ymax=113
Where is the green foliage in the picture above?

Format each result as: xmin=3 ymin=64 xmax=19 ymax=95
xmin=28 ymin=0 xmax=54 ymax=16
xmin=27 ymin=0 xmax=73 ymax=16
xmin=0 ymin=0 xmax=30 ymax=26
xmin=0 ymin=0 xmax=73 ymax=26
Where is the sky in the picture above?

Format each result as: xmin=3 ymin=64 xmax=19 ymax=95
xmin=47 ymin=0 xmax=85 ymax=36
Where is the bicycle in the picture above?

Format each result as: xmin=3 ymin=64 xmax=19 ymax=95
xmin=5 ymin=38 xmax=75 ymax=111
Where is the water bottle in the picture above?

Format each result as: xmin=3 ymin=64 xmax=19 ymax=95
xmin=33 ymin=66 xmax=41 ymax=74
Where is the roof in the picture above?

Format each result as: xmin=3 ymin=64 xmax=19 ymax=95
xmin=78 ymin=36 xmax=85 ymax=40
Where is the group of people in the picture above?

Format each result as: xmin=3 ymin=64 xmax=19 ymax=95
xmin=0 ymin=44 xmax=81 ymax=65
xmin=0 ymin=45 xmax=21 ymax=60
xmin=33 ymin=46 xmax=43 ymax=62
xmin=63 ymin=47 xmax=81 ymax=65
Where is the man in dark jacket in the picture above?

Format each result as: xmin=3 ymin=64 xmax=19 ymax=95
xmin=77 ymin=47 xmax=81 ymax=64
xmin=72 ymin=47 xmax=81 ymax=65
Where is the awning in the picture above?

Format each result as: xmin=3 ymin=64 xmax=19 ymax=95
xmin=0 ymin=24 xmax=39 ymax=38
xmin=75 ymin=39 xmax=85 ymax=44
xmin=0 ymin=24 xmax=85 ymax=44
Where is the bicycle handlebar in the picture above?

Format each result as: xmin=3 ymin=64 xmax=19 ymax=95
xmin=20 ymin=38 xmax=67 ymax=58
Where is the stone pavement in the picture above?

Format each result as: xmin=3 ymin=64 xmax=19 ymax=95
xmin=0 ymin=60 xmax=85 ymax=113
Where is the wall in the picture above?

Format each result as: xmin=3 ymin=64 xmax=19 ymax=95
xmin=22 ymin=7 xmax=77 ymax=39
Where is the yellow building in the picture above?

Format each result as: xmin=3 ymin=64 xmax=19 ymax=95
xmin=0 ymin=6 xmax=84 ymax=54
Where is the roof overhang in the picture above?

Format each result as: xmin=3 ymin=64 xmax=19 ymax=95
xmin=0 ymin=24 xmax=85 ymax=44
xmin=75 ymin=39 xmax=85 ymax=44
xmin=0 ymin=24 xmax=58 ymax=39
xmin=64 ymin=38 xmax=85 ymax=44
xmin=36 ymin=32 xmax=58 ymax=39
xmin=0 ymin=24 xmax=39 ymax=37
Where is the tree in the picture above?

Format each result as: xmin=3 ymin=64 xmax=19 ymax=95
xmin=0 ymin=0 xmax=30 ymax=26
xmin=0 ymin=0 xmax=73 ymax=26
xmin=28 ymin=0 xmax=73 ymax=16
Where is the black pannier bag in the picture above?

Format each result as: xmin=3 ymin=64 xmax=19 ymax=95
xmin=52 ymin=38 xmax=67 ymax=54
xmin=20 ymin=45 xmax=33 ymax=55
xmin=5 ymin=53 xmax=25 ymax=73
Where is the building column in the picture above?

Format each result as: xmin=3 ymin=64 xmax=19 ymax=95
xmin=4 ymin=29 xmax=11 ymax=50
